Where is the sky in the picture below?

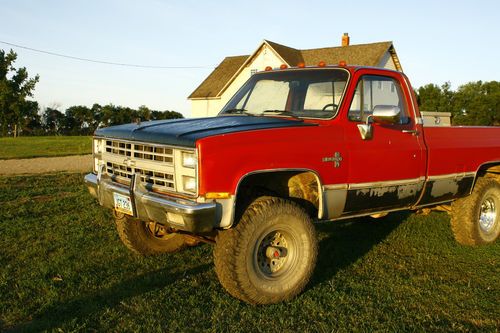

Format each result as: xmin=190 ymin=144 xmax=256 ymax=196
xmin=1 ymin=0 xmax=499 ymax=117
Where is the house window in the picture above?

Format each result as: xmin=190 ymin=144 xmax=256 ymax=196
xmin=251 ymin=69 xmax=258 ymax=75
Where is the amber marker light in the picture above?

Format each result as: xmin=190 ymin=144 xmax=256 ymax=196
xmin=339 ymin=60 xmax=347 ymax=66
xmin=280 ymin=64 xmax=288 ymax=69
xmin=297 ymin=62 xmax=305 ymax=68
xmin=318 ymin=61 xmax=326 ymax=67
xmin=205 ymin=192 xmax=231 ymax=199
xmin=265 ymin=66 xmax=273 ymax=71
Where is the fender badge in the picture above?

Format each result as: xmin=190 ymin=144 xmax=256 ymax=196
xmin=322 ymin=152 xmax=342 ymax=168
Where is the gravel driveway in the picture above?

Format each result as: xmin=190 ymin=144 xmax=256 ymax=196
xmin=0 ymin=155 xmax=92 ymax=175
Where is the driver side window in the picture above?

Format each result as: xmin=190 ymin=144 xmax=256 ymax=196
xmin=348 ymin=75 xmax=409 ymax=124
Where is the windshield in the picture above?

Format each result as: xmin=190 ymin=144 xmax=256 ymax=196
xmin=219 ymin=69 xmax=349 ymax=119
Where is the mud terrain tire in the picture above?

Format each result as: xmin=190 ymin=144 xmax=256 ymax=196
xmin=214 ymin=197 xmax=318 ymax=304
xmin=451 ymin=178 xmax=500 ymax=245
xmin=115 ymin=213 xmax=186 ymax=255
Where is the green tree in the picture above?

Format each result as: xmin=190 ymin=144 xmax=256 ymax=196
xmin=138 ymin=105 xmax=151 ymax=121
xmin=42 ymin=107 xmax=65 ymax=135
xmin=416 ymin=82 xmax=455 ymax=114
xmin=150 ymin=110 xmax=184 ymax=120
xmin=65 ymin=105 xmax=94 ymax=135
xmin=0 ymin=49 xmax=39 ymax=136
xmin=416 ymin=81 xmax=499 ymax=126
xmin=452 ymin=81 xmax=500 ymax=126
xmin=90 ymin=103 xmax=102 ymax=131
xmin=19 ymin=100 xmax=42 ymax=135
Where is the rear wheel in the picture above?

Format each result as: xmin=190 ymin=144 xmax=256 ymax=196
xmin=115 ymin=213 xmax=186 ymax=255
xmin=214 ymin=197 xmax=318 ymax=304
xmin=451 ymin=178 xmax=500 ymax=245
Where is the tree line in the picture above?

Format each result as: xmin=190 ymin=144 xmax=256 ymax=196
xmin=1 ymin=48 xmax=499 ymax=137
xmin=416 ymin=81 xmax=500 ymax=126
xmin=11 ymin=102 xmax=183 ymax=136
xmin=0 ymin=49 xmax=183 ymax=137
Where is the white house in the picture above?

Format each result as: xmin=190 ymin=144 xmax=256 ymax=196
xmin=188 ymin=34 xmax=403 ymax=118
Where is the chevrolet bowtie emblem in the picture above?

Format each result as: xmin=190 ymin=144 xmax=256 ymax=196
xmin=322 ymin=152 xmax=342 ymax=168
xmin=123 ymin=158 xmax=136 ymax=167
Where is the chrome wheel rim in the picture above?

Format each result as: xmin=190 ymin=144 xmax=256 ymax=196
xmin=255 ymin=229 xmax=297 ymax=279
xmin=479 ymin=196 xmax=497 ymax=233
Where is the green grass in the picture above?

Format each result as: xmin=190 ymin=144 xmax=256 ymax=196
xmin=0 ymin=173 xmax=498 ymax=332
xmin=0 ymin=136 xmax=92 ymax=159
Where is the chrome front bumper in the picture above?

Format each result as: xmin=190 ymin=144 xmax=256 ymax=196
xmin=84 ymin=172 xmax=217 ymax=233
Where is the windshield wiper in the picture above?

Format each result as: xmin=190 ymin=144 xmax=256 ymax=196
xmin=223 ymin=108 xmax=254 ymax=116
xmin=261 ymin=110 xmax=301 ymax=120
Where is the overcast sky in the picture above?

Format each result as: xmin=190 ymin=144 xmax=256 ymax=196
xmin=1 ymin=0 xmax=499 ymax=117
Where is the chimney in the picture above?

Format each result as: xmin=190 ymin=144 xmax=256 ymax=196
xmin=342 ymin=33 xmax=350 ymax=47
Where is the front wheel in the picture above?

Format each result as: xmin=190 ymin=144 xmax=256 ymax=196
xmin=214 ymin=197 xmax=318 ymax=304
xmin=451 ymin=177 xmax=500 ymax=245
xmin=115 ymin=213 xmax=187 ymax=255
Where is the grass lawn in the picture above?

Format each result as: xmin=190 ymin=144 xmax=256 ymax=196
xmin=0 ymin=136 xmax=92 ymax=160
xmin=0 ymin=173 xmax=498 ymax=332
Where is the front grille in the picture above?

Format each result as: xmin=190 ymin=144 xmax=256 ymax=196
xmin=105 ymin=140 xmax=174 ymax=164
xmin=102 ymin=139 xmax=177 ymax=193
xmin=106 ymin=162 xmax=175 ymax=190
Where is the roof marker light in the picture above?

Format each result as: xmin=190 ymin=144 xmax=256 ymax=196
xmin=318 ymin=61 xmax=326 ymax=67
xmin=339 ymin=60 xmax=347 ymax=66
xmin=265 ymin=66 xmax=273 ymax=71
xmin=297 ymin=62 xmax=305 ymax=68
xmin=280 ymin=64 xmax=288 ymax=69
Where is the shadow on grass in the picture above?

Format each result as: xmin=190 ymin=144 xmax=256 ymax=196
xmin=9 ymin=263 xmax=210 ymax=332
xmin=310 ymin=211 xmax=408 ymax=288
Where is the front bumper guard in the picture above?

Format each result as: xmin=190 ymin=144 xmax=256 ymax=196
xmin=84 ymin=170 xmax=217 ymax=233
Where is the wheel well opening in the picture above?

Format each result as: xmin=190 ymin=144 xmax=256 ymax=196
xmin=235 ymin=171 xmax=320 ymax=221
xmin=477 ymin=163 xmax=500 ymax=182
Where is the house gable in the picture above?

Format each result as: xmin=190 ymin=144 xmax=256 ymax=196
xmin=189 ymin=40 xmax=402 ymax=101
xmin=189 ymin=37 xmax=404 ymax=117
xmin=264 ymin=40 xmax=303 ymax=66
xmin=188 ymin=55 xmax=248 ymax=99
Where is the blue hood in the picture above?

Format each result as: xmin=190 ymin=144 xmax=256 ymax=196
xmin=95 ymin=116 xmax=316 ymax=147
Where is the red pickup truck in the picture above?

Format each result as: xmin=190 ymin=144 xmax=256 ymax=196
xmin=85 ymin=65 xmax=500 ymax=304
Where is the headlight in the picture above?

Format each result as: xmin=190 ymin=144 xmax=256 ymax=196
xmin=93 ymin=139 xmax=103 ymax=173
xmin=93 ymin=139 xmax=102 ymax=155
xmin=182 ymin=151 xmax=197 ymax=168
xmin=182 ymin=176 xmax=197 ymax=193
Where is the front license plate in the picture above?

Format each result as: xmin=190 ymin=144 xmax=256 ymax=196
xmin=113 ymin=192 xmax=134 ymax=216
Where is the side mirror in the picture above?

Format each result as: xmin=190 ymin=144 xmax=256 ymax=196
xmin=356 ymin=105 xmax=401 ymax=140
xmin=372 ymin=105 xmax=401 ymax=125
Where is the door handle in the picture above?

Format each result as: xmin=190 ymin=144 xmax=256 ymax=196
xmin=402 ymin=129 xmax=419 ymax=136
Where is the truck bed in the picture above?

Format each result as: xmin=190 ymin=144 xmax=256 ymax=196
xmin=424 ymin=126 xmax=500 ymax=176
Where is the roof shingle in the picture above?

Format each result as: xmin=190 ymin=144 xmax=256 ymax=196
xmin=300 ymin=41 xmax=393 ymax=67
xmin=188 ymin=55 xmax=248 ymax=99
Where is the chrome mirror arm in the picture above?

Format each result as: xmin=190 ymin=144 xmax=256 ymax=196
xmin=357 ymin=115 xmax=373 ymax=140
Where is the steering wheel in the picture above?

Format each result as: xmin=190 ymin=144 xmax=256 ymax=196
xmin=322 ymin=103 xmax=338 ymax=112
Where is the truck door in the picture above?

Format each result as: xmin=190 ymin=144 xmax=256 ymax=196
xmin=342 ymin=71 xmax=426 ymax=215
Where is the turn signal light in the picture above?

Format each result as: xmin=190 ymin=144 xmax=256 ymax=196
xmin=280 ymin=64 xmax=288 ymax=69
xmin=205 ymin=192 xmax=231 ymax=199
xmin=265 ymin=66 xmax=272 ymax=71
xmin=318 ymin=61 xmax=326 ymax=67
